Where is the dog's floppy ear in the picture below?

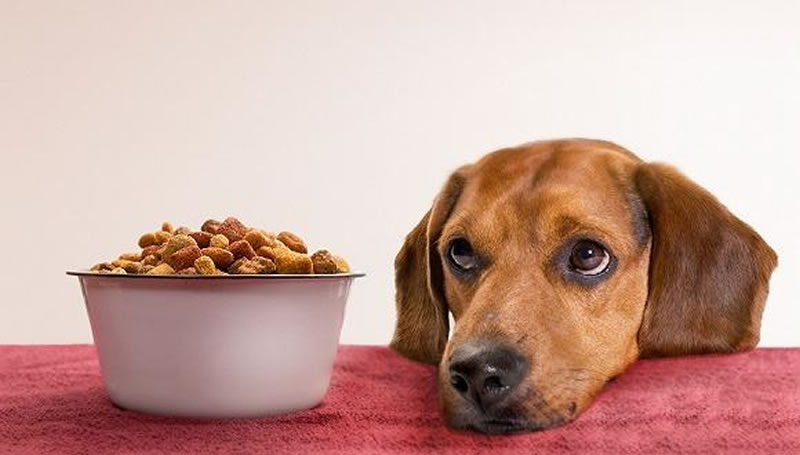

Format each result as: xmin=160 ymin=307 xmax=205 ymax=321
xmin=391 ymin=167 xmax=471 ymax=364
xmin=635 ymin=163 xmax=777 ymax=357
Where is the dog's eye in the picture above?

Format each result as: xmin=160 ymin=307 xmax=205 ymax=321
xmin=447 ymin=238 xmax=478 ymax=273
xmin=569 ymin=240 xmax=610 ymax=276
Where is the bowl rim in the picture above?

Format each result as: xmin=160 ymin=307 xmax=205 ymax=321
xmin=67 ymin=270 xmax=365 ymax=280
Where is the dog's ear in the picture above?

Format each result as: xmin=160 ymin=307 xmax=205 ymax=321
xmin=391 ymin=167 xmax=471 ymax=364
xmin=634 ymin=163 xmax=777 ymax=357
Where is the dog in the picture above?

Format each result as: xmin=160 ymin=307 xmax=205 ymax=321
xmin=391 ymin=139 xmax=777 ymax=434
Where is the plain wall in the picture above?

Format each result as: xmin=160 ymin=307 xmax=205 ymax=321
xmin=1 ymin=1 xmax=798 ymax=346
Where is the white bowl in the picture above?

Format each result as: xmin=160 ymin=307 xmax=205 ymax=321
xmin=68 ymin=271 xmax=364 ymax=418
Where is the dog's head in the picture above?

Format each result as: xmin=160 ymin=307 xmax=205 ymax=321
xmin=392 ymin=139 xmax=777 ymax=434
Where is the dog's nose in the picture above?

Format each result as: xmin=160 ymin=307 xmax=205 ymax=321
xmin=447 ymin=342 xmax=527 ymax=410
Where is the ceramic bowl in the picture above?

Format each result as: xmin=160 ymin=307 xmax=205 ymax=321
xmin=68 ymin=271 xmax=364 ymax=418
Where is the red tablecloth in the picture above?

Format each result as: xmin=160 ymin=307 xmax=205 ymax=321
xmin=1 ymin=345 xmax=798 ymax=454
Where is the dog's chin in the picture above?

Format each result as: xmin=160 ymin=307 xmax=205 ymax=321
xmin=446 ymin=406 xmax=573 ymax=435
xmin=452 ymin=415 xmax=573 ymax=434
xmin=466 ymin=418 xmax=535 ymax=434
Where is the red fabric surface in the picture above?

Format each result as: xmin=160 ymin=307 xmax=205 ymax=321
xmin=0 ymin=345 xmax=798 ymax=454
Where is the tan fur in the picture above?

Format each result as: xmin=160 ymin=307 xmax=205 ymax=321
xmin=392 ymin=139 xmax=778 ymax=432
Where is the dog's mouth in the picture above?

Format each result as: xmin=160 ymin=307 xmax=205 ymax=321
xmin=468 ymin=418 xmax=533 ymax=434
xmin=450 ymin=398 xmax=575 ymax=434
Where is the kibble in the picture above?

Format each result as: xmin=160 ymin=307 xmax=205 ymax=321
xmin=147 ymin=263 xmax=175 ymax=275
xmin=194 ymin=256 xmax=217 ymax=275
xmin=138 ymin=232 xmax=157 ymax=248
xmin=274 ymin=249 xmax=313 ymax=274
xmin=201 ymin=247 xmax=235 ymax=270
xmin=141 ymin=245 xmax=161 ymax=259
xmin=209 ymin=234 xmax=229 ymax=249
xmin=89 ymin=217 xmax=350 ymax=276
xmin=218 ymin=217 xmax=248 ymax=242
xmin=122 ymin=261 xmax=144 ymax=274
xmin=228 ymin=240 xmax=256 ymax=260
xmin=153 ymin=231 xmax=172 ymax=245
xmin=244 ymin=230 xmax=272 ymax=250
xmin=189 ymin=231 xmax=213 ymax=248
xmin=166 ymin=245 xmax=202 ymax=271
xmin=311 ymin=250 xmax=338 ymax=274
xmin=119 ymin=252 xmax=141 ymax=262
xmin=161 ymin=235 xmax=198 ymax=261
xmin=142 ymin=254 xmax=159 ymax=266
xmin=201 ymin=219 xmax=221 ymax=234
xmin=277 ymin=231 xmax=308 ymax=254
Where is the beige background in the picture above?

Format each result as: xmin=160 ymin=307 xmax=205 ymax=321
xmin=1 ymin=1 xmax=798 ymax=345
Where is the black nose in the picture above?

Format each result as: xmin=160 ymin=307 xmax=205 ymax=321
xmin=448 ymin=342 xmax=527 ymax=411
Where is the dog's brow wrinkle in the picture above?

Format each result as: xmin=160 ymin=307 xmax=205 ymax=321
xmin=556 ymin=215 xmax=604 ymax=238
xmin=606 ymin=161 xmax=650 ymax=249
xmin=555 ymin=216 xmax=581 ymax=237
xmin=626 ymin=191 xmax=650 ymax=248
xmin=529 ymin=150 xmax=558 ymax=189
xmin=553 ymin=215 xmax=617 ymax=244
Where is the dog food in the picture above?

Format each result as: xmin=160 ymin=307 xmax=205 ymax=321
xmin=90 ymin=217 xmax=350 ymax=275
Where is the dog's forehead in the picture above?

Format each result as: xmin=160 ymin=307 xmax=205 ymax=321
xmin=453 ymin=140 xmax=643 ymax=244
xmin=465 ymin=141 xmax=636 ymax=200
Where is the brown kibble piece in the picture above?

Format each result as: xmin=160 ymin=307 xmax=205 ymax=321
xmin=177 ymin=267 xmax=197 ymax=275
xmin=161 ymin=234 xmax=198 ymax=260
xmin=249 ymin=228 xmax=276 ymax=240
xmin=194 ymin=256 xmax=216 ymax=275
xmin=228 ymin=257 xmax=249 ymax=274
xmin=141 ymin=245 xmax=161 ymax=259
xmin=236 ymin=264 xmax=259 ymax=274
xmin=147 ymin=263 xmax=175 ymax=275
xmin=91 ymin=262 xmax=115 ymax=272
xmin=228 ymin=240 xmax=256 ymax=260
xmin=201 ymin=247 xmax=235 ymax=270
xmin=257 ymin=246 xmax=278 ymax=261
xmin=333 ymin=255 xmax=350 ymax=273
xmin=175 ymin=226 xmax=192 ymax=235
xmin=244 ymin=230 xmax=272 ymax=250
xmin=218 ymin=217 xmax=248 ymax=242
xmin=201 ymin=219 xmax=221 ymax=234
xmin=141 ymin=264 xmax=155 ymax=273
xmin=122 ymin=262 xmax=144 ymax=274
xmin=277 ymin=231 xmax=307 ymax=254
xmin=274 ymin=249 xmax=313 ymax=274
xmin=166 ymin=245 xmax=202 ymax=271
xmin=310 ymin=250 xmax=338 ymax=274
xmin=110 ymin=267 xmax=127 ymax=274
xmin=112 ymin=259 xmax=133 ymax=268
xmin=209 ymin=234 xmax=229 ymax=249
xmin=161 ymin=222 xmax=174 ymax=233
xmin=188 ymin=231 xmax=213 ymax=248
xmin=252 ymin=256 xmax=276 ymax=274
xmin=142 ymin=254 xmax=159 ymax=266
xmin=119 ymin=252 xmax=141 ymax=262
xmin=229 ymin=257 xmax=273 ymax=274
xmin=257 ymin=241 xmax=289 ymax=261
xmin=154 ymin=231 xmax=172 ymax=245
xmin=138 ymin=232 xmax=157 ymax=248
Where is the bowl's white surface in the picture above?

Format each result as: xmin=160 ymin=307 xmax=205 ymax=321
xmin=71 ymin=273 xmax=362 ymax=418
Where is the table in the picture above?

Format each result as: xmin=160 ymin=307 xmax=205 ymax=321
xmin=1 ymin=345 xmax=798 ymax=454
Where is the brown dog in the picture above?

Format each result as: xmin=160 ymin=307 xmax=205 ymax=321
xmin=391 ymin=139 xmax=777 ymax=434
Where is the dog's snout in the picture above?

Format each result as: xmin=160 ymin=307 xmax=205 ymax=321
xmin=447 ymin=342 xmax=527 ymax=410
